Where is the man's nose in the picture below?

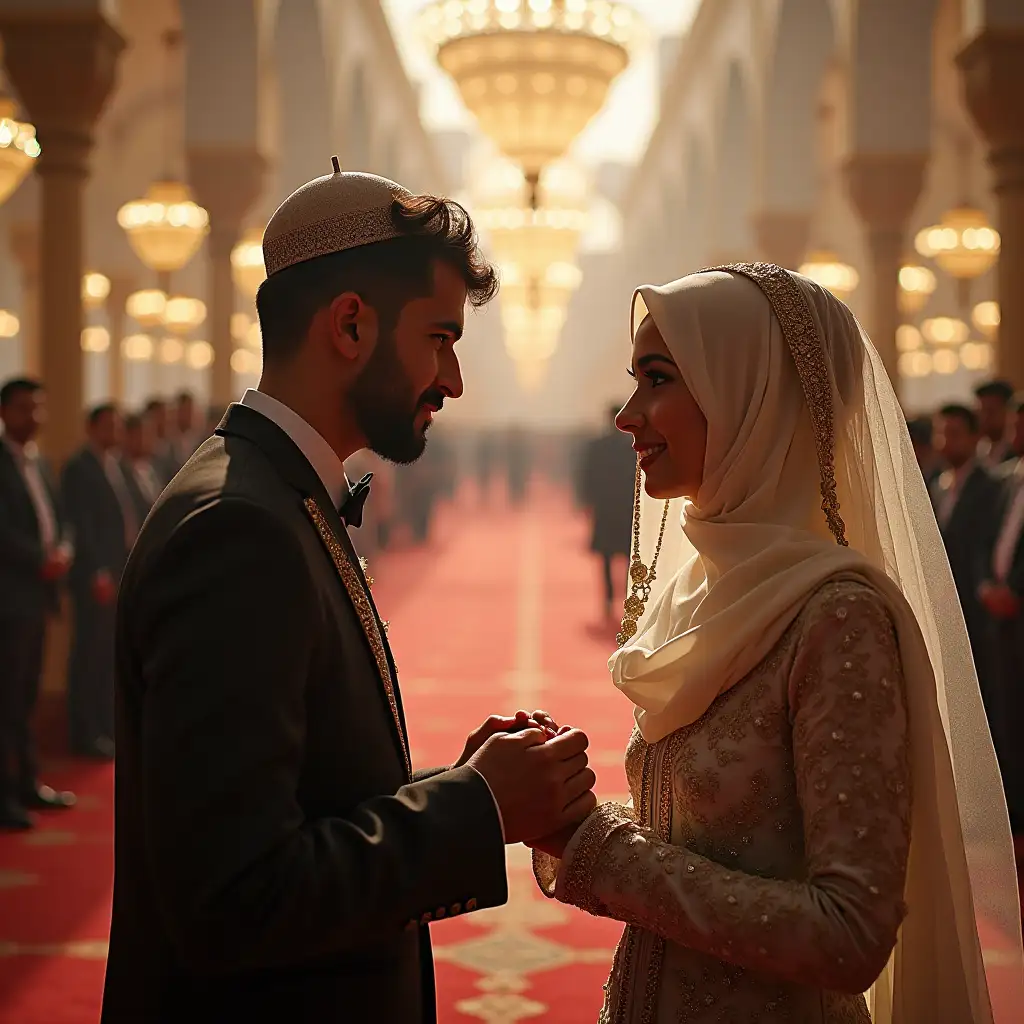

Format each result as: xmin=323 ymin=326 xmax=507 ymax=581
xmin=438 ymin=349 xmax=464 ymax=400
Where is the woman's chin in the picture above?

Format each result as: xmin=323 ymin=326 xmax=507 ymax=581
xmin=643 ymin=475 xmax=685 ymax=502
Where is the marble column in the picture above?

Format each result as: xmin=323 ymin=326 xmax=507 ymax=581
xmin=8 ymin=220 xmax=39 ymax=376
xmin=0 ymin=10 xmax=125 ymax=466
xmin=752 ymin=211 xmax=813 ymax=270
xmin=843 ymin=154 xmax=928 ymax=385
xmin=187 ymin=146 xmax=264 ymax=407
xmin=106 ymin=273 xmax=135 ymax=401
xmin=959 ymin=29 xmax=1024 ymax=387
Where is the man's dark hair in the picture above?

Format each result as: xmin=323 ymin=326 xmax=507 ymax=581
xmin=256 ymin=195 xmax=499 ymax=363
xmin=0 ymin=377 xmax=43 ymax=408
xmin=974 ymin=379 xmax=1015 ymax=402
xmin=144 ymin=398 xmax=165 ymax=413
xmin=123 ymin=412 xmax=144 ymax=431
xmin=174 ymin=390 xmax=194 ymax=404
xmin=906 ymin=414 xmax=932 ymax=447
xmin=938 ymin=402 xmax=979 ymax=433
xmin=87 ymin=402 xmax=117 ymax=426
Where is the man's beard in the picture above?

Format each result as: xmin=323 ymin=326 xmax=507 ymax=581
xmin=350 ymin=330 xmax=442 ymax=465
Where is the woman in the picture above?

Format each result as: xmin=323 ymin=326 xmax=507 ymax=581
xmin=532 ymin=264 xmax=1023 ymax=1022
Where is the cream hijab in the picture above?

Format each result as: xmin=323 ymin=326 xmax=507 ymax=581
xmin=608 ymin=265 xmax=1023 ymax=1023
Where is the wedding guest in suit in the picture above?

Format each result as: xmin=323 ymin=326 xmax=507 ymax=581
xmin=979 ymin=394 xmax=1024 ymax=834
xmin=975 ymin=378 xmax=1017 ymax=468
xmin=120 ymin=413 xmax=163 ymax=524
xmin=931 ymin=402 xmax=1000 ymax=703
xmin=170 ymin=390 xmax=202 ymax=467
xmin=580 ymin=404 xmax=636 ymax=620
xmin=101 ymin=168 xmax=596 ymax=1024
xmin=907 ymin=413 xmax=943 ymax=488
xmin=143 ymin=398 xmax=177 ymax=484
xmin=62 ymin=403 xmax=136 ymax=759
xmin=0 ymin=378 xmax=76 ymax=829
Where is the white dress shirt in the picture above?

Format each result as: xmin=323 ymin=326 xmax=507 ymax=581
xmin=936 ymin=459 xmax=977 ymax=529
xmin=3 ymin=435 xmax=58 ymax=553
xmin=239 ymin=389 xmax=504 ymax=832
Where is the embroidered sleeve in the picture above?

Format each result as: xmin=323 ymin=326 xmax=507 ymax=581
xmin=553 ymin=588 xmax=912 ymax=995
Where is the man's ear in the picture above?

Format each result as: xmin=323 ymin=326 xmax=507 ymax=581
xmin=328 ymin=291 xmax=378 ymax=362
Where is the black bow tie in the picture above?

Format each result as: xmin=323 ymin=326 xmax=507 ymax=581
xmin=338 ymin=473 xmax=373 ymax=528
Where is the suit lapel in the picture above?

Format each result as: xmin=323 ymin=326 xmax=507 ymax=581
xmin=216 ymin=404 xmax=412 ymax=779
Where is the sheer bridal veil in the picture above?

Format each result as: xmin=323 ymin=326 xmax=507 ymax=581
xmin=608 ymin=264 xmax=1023 ymax=1023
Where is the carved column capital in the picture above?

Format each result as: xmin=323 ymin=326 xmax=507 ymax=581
xmin=842 ymin=153 xmax=928 ymax=230
xmin=187 ymin=145 xmax=267 ymax=242
xmin=0 ymin=12 xmax=126 ymax=176
xmin=958 ymin=29 xmax=1024 ymax=194
xmin=751 ymin=210 xmax=813 ymax=271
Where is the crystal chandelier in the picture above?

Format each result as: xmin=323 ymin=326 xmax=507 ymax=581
xmin=915 ymin=206 xmax=1000 ymax=280
xmin=420 ymin=0 xmax=638 ymax=205
xmin=0 ymin=95 xmax=39 ymax=207
xmin=118 ymin=180 xmax=209 ymax=274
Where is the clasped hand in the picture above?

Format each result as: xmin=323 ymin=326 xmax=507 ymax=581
xmin=456 ymin=710 xmax=597 ymax=859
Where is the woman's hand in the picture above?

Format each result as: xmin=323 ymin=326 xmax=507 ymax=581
xmin=526 ymin=821 xmax=581 ymax=859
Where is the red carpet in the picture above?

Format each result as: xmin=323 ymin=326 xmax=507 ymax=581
xmin=1 ymin=481 xmax=1022 ymax=1022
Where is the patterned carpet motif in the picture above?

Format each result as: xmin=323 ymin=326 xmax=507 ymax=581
xmin=1 ymin=482 xmax=1020 ymax=1021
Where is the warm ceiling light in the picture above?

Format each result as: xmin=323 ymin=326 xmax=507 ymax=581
xmin=0 ymin=96 xmax=40 ymax=207
xmin=126 ymin=289 xmax=168 ymax=328
xmin=185 ymin=340 xmax=213 ymax=370
xmin=117 ymin=180 xmax=210 ymax=272
xmin=80 ymin=325 xmax=111 ymax=353
xmin=231 ymin=312 xmax=252 ymax=340
xmin=157 ymin=337 xmax=185 ymax=365
xmin=896 ymin=324 xmax=923 ymax=353
xmin=898 ymin=350 xmax=933 ymax=378
xmin=798 ymin=251 xmax=859 ymax=301
xmin=932 ymin=348 xmax=959 ymax=374
xmin=162 ymin=295 xmax=207 ymax=335
xmin=972 ymin=300 xmax=999 ymax=339
xmin=898 ymin=263 xmax=936 ymax=315
xmin=421 ymin=0 xmax=637 ymax=201
xmin=231 ymin=348 xmax=261 ymax=375
xmin=122 ymin=333 xmax=154 ymax=361
xmin=960 ymin=341 xmax=993 ymax=371
xmin=81 ymin=272 xmax=111 ymax=310
xmin=921 ymin=316 xmax=970 ymax=346
xmin=0 ymin=309 xmax=20 ymax=337
xmin=231 ymin=227 xmax=266 ymax=299
xmin=914 ymin=206 xmax=1000 ymax=280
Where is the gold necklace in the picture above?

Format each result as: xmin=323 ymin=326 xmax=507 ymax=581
xmin=616 ymin=458 xmax=671 ymax=647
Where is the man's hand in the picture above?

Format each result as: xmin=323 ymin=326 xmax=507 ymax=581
xmin=468 ymin=727 xmax=597 ymax=845
xmin=980 ymin=580 xmax=1021 ymax=619
xmin=526 ymin=822 xmax=581 ymax=860
xmin=41 ymin=547 xmax=71 ymax=581
xmin=91 ymin=570 xmax=117 ymax=605
xmin=454 ymin=709 xmax=560 ymax=768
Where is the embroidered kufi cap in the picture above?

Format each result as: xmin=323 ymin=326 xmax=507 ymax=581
xmin=262 ymin=157 xmax=412 ymax=277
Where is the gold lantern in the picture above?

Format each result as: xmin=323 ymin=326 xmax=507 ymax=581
xmin=122 ymin=333 xmax=155 ymax=362
xmin=80 ymin=326 xmax=111 ymax=353
xmin=898 ymin=263 xmax=936 ymax=316
xmin=126 ymin=289 xmax=168 ymax=328
xmin=117 ymin=180 xmax=210 ymax=274
xmin=420 ymin=0 xmax=638 ymax=205
xmin=921 ymin=316 xmax=970 ymax=347
xmin=914 ymin=206 xmax=1000 ymax=280
xmin=798 ymin=251 xmax=859 ymax=301
xmin=231 ymin=227 xmax=266 ymax=300
xmin=972 ymin=300 xmax=999 ymax=339
xmin=162 ymin=296 xmax=207 ymax=336
xmin=0 ymin=96 xmax=39 ymax=207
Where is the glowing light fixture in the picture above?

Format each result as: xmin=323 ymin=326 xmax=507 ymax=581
xmin=80 ymin=326 xmax=111 ymax=353
xmin=972 ymin=300 xmax=999 ymax=339
xmin=117 ymin=180 xmax=209 ymax=273
xmin=899 ymin=350 xmax=933 ymax=378
xmin=798 ymin=251 xmax=859 ymax=301
xmin=162 ymin=296 xmax=207 ymax=336
xmin=122 ymin=333 xmax=154 ymax=362
xmin=185 ymin=340 xmax=213 ymax=370
xmin=0 ymin=96 xmax=40 ymax=207
xmin=898 ymin=263 xmax=936 ymax=316
xmin=932 ymin=348 xmax=959 ymax=375
xmin=231 ymin=348 xmax=261 ymax=375
xmin=420 ymin=0 xmax=638 ymax=204
xmin=231 ymin=227 xmax=266 ymax=299
xmin=0 ymin=309 xmax=20 ymax=338
xmin=157 ymin=337 xmax=185 ymax=365
xmin=914 ymin=206 xmax=1000 ymax=280
xmin=961 ymin=341 xmax=993 ymax=371
xmin=231 ymin=312 xmax=253 ymax=341
xmin=82 ymin=272 xmax=111 ymax=311
xmin=896 ymin=324 xmax=923 ymax=353
xmin=921 ymin=316 xmax=970 ymax=347
xmin=126 ymin=289 xmax=168 ymax=328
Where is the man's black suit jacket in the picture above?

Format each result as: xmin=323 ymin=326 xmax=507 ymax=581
xmin=100 ymin=404 xmax=507 ymax=1024
xmin=0 ymin=440 xmax=66 ymax=619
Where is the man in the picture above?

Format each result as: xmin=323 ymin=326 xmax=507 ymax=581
xmin=101 ymin=165 xmax=597 ymax=1024
xmin=931 ymin=402 xmax=1000 ymax=702
xmin=143 ymin=398 xmax=178 ymax=484
xmin=170 ymin=389 xmax=202 ymax=467
xmin=978 ymin=394 xmax=1024 ymax=836
xmin=62 ymin=403 xmax=136 ymax=759
xmin=580 ymin=403 xmax=636 ymax=621
xmin=975 ymin=378 xmax=1016 ymax=468
xmin=907 ymin=413 xmax=942 ymax=489
xmin=120 ymin=412 xmax=163 ymax=524
xmin=0 ymin=378 xmax=76 ymax=829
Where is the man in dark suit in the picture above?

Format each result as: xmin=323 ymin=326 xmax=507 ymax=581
xmin=101 ymin=167 xmax=597 ymax=1024
xmin=975 ymin=378 xmax=1017 ymax=468
xmin=0 ymin=378 xmax=76 ymax=829
xmin=62 ymin=403 xmax=136 ymax=759
xmin=120 ymin=412 xmax=163 ymax=524
xmin=143 ymin=397 xmax=179 ymax=485
xmin=978 ymin=394 xmax=1024 ymax=835
xmin=580 ymin=404 xmax=636 ymax=620
xmin=931 ymin=402 xmax=1001 ymax=704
